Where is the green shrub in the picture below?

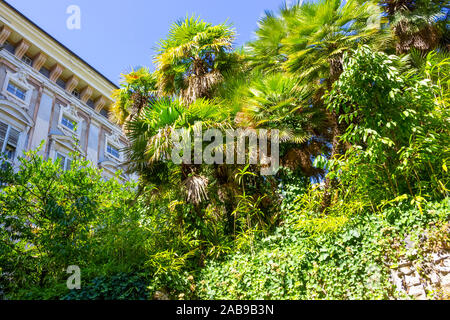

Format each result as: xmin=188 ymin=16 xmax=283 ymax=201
xmin=63 ymin=273 xmax=150 ymax=300
xmin=197 ymin=199 xmax=449 ymax=300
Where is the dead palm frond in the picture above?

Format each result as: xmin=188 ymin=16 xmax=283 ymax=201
xmin=380 ymin=0 xmax=448 ymax=54
xmin=183 ymin=175 xmax=209 ymax=205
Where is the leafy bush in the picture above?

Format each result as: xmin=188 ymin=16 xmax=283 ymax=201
xmin=197 ymin=199 xmax=449 ymax=300
xmin=63 ymin=273 xmax=150 ymax=300
xmin=0 ymin=149 xmax=152 ymax=299
xmin=1 ymin=0 xmax=449 ymax=301
xmin=325 ymin=46 xmax=449 ymax=203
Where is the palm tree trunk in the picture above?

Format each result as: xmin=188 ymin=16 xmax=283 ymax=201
xmin=321 ymin=110 xmax=341 ymax=212
xmin=320 ymin=57 xmax=345 ymax=212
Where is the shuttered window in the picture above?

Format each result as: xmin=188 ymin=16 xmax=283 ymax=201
xmin=0 ymin=121 xmax=21 ymax=161
xmin=56 ymin=152 xmax=72 ymax=171
xmin=39 ymin=67 xmax=50 ymax=78
xmin=0 ymin=122 xmax=7 ymax=150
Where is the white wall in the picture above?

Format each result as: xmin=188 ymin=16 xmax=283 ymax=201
xmin=29 ymin=91 xmax=53 ymax=155
xmin=87 ymin=121 xmax=99 ymax=165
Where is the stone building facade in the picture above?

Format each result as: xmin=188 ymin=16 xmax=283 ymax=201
xmin=0 ymin=1 xmax=131 ymax=181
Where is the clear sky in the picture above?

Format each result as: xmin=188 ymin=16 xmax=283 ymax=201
xmin=6 ymin=0 xmax=284 ymax=85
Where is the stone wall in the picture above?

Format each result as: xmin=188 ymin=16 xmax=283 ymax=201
xmin=390 ymin=250 xmax=450 ymax=300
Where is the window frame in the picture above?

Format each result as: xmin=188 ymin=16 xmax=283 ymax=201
xmin=3 ymin=41 xmax=16 ymax=54
xmin=72 ymin=89 xmax=80 ymax=99
xmin=106 ymin=143 xmax=121 ymax=161
xmin=60 ymin=115 xmax=78 ymax=132
xmin=55 ymin=152 xmax=72 ymax=171
xmin=21 ymin=55 xmax=33 ymax=66
xmin=105 ymin=133 xmax=123 ymax=162
xmin=6 ymin=81 xmax=27 ymax=101
xmin=57 ymin=105 xmax=83 ymax=139
xmin=0 ymin=121 xmax=21 ymax=163
xmin=2 ymin=70 xmax=34 ymax=107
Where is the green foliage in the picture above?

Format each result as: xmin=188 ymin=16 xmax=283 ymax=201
xmin=155 ymin=15 xmax=237 ymax=104
xmin=0 ymin=149 xmax=149 ymax=298
xmin=239 ymin=73 xmax=314 ymax=143
xmin=0 ymin=149 xmax=193 ymax=300
xmin=197 ymin=199 xmax=449 ymax=300
xmin=246 ymin=4 xmax=293 ymax=73
xmin=283 ymin=0 xmax=381 ymax=83
xmin=379 ymin=0 xmax=448 ymax=53
xmin=2 ymin=0 xmax=449 ymax=301
xmin=326 ymin=45 xmax=449 ymax=202
xmin=63 ymin=273 xmax=150 ymax=300
xmin=111 ymin=67 xmax=158 ymax=125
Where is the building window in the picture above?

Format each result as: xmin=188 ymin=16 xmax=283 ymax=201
xmin=100 ymin=108 xmax=109 ymax=118
xmin=55 ymin=152 xmax=72 ymax=171
xmin=2 ymin=71 xmax=33 ymax=107
xmin=106 ymin=143 xmax=120 ymax=160
xmin=72 ymin=89 xmax=80 ymax=99
xmin=6 ymin=82 xmax=26 ymax=101
xmin=3 ymin=41 xmax=16 ymax=54
xmin=58 ymin=105 xmax=83 ymax=139
xmin=61 ymin=116 xmax=77 ymax=132
xmin=39 ymin=67 xmax=50 ymax=78
xmin=87 ymin=99 xmax=95 ymax=109
xmin=56 ymin=78 xmax=66 ymax=90
xmin=0 ymin=121 xmax=20 ymax=162
xmin=21 ymin=55 xmax=33 ymax=66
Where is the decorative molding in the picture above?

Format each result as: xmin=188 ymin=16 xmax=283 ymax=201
xmin=0 ymin=4 xmax=117 ymax=100
xmin=14 ymin=69 xmax=29 ymax=83
xmin=0 ymin=25 xmax=11 ymax=45
xmin=0 ymin=41 xmax=121 ymax=138
xmin=94 ymin=96 xmax=106 ymax=112
xmin=65 ymin=75 xmax=79 ymax=93
xmin=49 ymin=63 xmax=64 ymax=82
xmin=0 ymin=98 xmax=34 ymax=130
xmin=0 ymin=56 xmax=18 ymax=72
xmin=109 ymin=131 xmax=121 ymax=146
xmin=14 ymin=39 xmax=30 ymax=60
xmin=32 ymin=52 xmax=47 ymax=71
xmin=42 ymin=86 xmax=55 ymax=98
xmin=98 ymin=160 xmax=128 ymax=181
xmin=80 ymin=85 xmax=93 ymax=103
xmin=0 ymin=47 xmax=128 ymax=157
xmin=2 ymin=69 xmax=34 ymax=108
xmin=50 ymin=134 xmax=85 ymax=156
xmin=63 ymin=104 xmax=79 ymax=119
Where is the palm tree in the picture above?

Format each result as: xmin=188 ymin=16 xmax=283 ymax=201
xmin=283 ymin=0 xmax=381 ymax=87
xmin=246 ymin=4 xmax=297 ymax=73
xmin=155 ymin=15 xmax=237 ymax=105
xmin=110 ymin=67 xmax=158 ymax=125
xmin=379 ymin=0 xmax=448 ymax=54
xmin=125 ymin=98 xmax=232 ymax=205
xmin=278 ymin=0 xmax=381 ymax=210
xmin=238 ymin=72 xmax=330 ymax=177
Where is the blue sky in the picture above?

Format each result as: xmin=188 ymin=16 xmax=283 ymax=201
xmin=6 ymin=0 xmax=284 ymax=85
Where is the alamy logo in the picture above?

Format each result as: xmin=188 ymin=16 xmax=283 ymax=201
xmin=66 ymin=5 xmax=81 ymax=30
xmin=171 ymin=123 xmax=280 ymax=175
xmin=66 ymin=265 xmax=81 ymax=290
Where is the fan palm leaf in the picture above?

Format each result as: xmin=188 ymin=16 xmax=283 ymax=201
xmin=155 ymin=15 xmax=237 ymax=104
xmin=110 ymin=67 xmax=158 ymax=125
